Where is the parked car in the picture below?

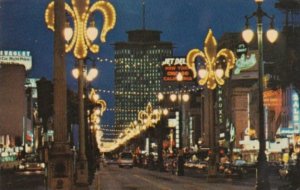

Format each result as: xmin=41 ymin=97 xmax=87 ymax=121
xmin=18 ymin=155 xmax=45 ymax=172
xmin=195 ymin=161 xmax=208 ymax=170
xmin=118 ymin=152 xmax=134 ymax=168
xmin=224 ymin=159 xmax=248 ymax=177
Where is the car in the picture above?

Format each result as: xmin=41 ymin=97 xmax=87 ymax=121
xmin=18 ymin=155 xmax=45 ymax=172
xmin=224 ymin=159 xmax=248 ymax=177
xmin=118 ymin=152 xmax=134 ymax=168
xmin=195 ymin=161 xmax=208 ymax=170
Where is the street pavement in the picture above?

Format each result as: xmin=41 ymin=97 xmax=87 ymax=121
xmin=91 ymin=164 xmax=289 ymax=190
xmin=0 ymin=169 xmax=45 ymax=190
xmin=0 ymin=165 xmax=290 ymax=190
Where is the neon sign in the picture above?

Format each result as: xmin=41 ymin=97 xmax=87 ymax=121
xmin=234 ymin=54 xmax=256 ymax=75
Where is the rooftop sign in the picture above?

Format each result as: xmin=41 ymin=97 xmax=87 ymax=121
xmin=161 ymin=57 xmax=193 ymax=82
xmin=0 ymin=50 xmax=32 ymax=70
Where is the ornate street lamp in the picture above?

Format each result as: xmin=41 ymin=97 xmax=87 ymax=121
xmin=242 ymin=0 xmax=278 ymax=189
xmin=186 ymin=29 xmax=236 ymax=178
xmin=45 ymin=0 xmax=116 ymax=186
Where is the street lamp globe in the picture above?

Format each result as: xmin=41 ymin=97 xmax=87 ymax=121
xmin=170 ymin=94 xmax=177 ymax=102
xmin=162 ymin=109 xmax=169 ymax=116
xmin=72 ymin=67 xmax=79 ymax=79
xmin=215 ymin=66 xmax=224 ymax=78
xmin=158 ymin=92 xmax=164 ymax=101
xmin=266 ymin=28 xmax=278 ymax=43
xmin=64 ymin=22 xmax=73 ymax=42
xmin=87 ymin=21 xmax=98 ymax=42
xmin=198 ymin=66 xmax=208 ymax=78
xmin=242 ymin=28 xmax=254 ymax=43
xmin=182 ymin=94 xmax=190 ymax=102
xmin=86 ymin=67 xmax=99 ymax=81
xmin=176 ymin=72 xmax=183 ymax=82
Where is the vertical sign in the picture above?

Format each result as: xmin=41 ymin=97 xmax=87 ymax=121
xmin=216 ymin=86 xmax=224 ymax=126
xmin=175 ymin=112 xmax=180 ymax=148
xmin=292 ymin=91 xmax=300 ymax=133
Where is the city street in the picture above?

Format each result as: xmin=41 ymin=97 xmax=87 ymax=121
xmin=96 ymin=164 xmax=289 ymax=190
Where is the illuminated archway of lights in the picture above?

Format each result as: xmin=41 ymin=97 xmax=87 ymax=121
xmin=45 ymin=0 xmax=116 ymax=59
xmin=99 ymin=103 xmax=165 ymax=152
xmin=186 ymin=29 xmax=236 ymax=90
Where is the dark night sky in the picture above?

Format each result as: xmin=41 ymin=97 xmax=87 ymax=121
xmin=0 ymin=0 xmax=284 ymax=127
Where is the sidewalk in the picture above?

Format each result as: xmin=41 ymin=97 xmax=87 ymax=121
xmin=89 ymin=169 xmax=101 ymax=190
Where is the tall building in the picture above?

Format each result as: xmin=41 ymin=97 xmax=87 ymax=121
xmin=114 ymin=30 xmax=173 ymax=129
xmin=0 ymin=50 xmax=32 ymax=148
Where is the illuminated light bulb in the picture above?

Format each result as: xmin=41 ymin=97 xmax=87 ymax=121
xmin=170 ymin=94 xmax=177 ymax=102
xmin=176 ymin=72 xmax=183 ymax=82
xmin=255 ymin=0 xmax=263 ymax=3
xmin=86 ymin=67 xmax=98 ymax=81
xmin=182 ymin=94 xmax=190 ymax=102
xmin=72 ymin=68 xmax=79 ymax=79
xmin=242 ymin=28 xmax=254 ymax=43
xmin=266 ymin=28 xmax=278 ymax=43
xmin=215 ymin=67 xmax=224 ymax=78
xmin=87 ymin=22 xmax=98 ymax=42
xmin=163 ymin=109 xmax=169 ymax=116
xmin=64 ymin=22 xmax=73 ymax=42
xmin=158 ymin=93 xmax=164 ymax=101
xmin=198 ymin=67 xmax=207 ymax=78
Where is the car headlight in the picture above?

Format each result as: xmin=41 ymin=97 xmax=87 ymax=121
xmin=19 ymin=165 xmax=25 ymax=169
xmin=26 ymin=164 xmax=29 ymax=168
xmin=40 ymin=163 xmax=45 ymax=168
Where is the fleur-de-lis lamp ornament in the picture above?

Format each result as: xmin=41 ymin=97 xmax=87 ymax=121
xmin=89 ymin=88 xmax=107 ymax=115
xmin=186 ymin=29 xmax=236 ymax=90
xmin=138 ymin=102 xmax=160 ymax=128
xmin=45 ymin=0 xmax=116 ymax=59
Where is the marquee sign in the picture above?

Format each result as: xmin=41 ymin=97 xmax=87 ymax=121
xmin=0 ymin=50 xmax=32 ymax=70
xmin=162 ymin=57 xmax=193 ymax=82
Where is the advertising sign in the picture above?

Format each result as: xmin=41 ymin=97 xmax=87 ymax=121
xmin=161 ymin=57 xmax=194 ymax=84
xmin=0 ymin=50 xmax=32 ymax=70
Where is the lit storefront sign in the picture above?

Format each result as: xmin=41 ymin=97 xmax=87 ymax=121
xmin=292 ymin=91 xmax=300 ymax=133
xmin=0 ymin=50 xmax=32 ymax=70
xmin=162 ymin=57 xmax=193 ymax=82
xmin=263 ymin=89 xmax=282 ymax=130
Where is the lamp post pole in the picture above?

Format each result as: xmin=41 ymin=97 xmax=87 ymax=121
xmin=176 ymin=72 xmax=185 ymax=176
xmin=157 ymin=93 xmax=168 ymax=172
xmin=242 ymin=1 xmax=278 ymax=188
xmin=255 ymin=2 xmax=269 ymax=190
xmin=77 ymin=59 xmax=89 ymax=185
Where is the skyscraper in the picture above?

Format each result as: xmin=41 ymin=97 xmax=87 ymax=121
xmin=114 ymin=30 xmax=173 ymax=129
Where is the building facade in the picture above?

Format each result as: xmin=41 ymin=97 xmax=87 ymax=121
xmin=114 ymin=30 xmax=173 ymax=129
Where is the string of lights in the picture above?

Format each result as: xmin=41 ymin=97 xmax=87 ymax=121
xmin=95 ymin=86 xmax=202 ymax=95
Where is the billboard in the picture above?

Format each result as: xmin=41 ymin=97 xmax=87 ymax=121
xmin=161 ymin=57 xmax=194 ymax=84
xmin=0 ymin=50 xmax=32 ymax=70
